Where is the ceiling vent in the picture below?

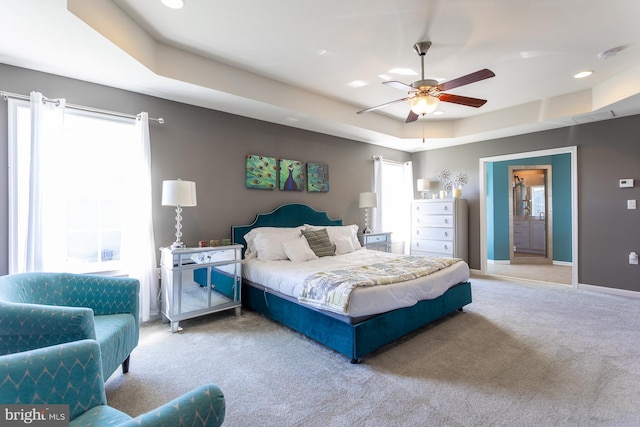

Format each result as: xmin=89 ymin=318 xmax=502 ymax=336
xmin=571 ymin=110 xmax=615 ymax=125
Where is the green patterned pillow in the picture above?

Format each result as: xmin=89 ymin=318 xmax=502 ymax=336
xmin=301 ymin=228 xmax=335 ymax=257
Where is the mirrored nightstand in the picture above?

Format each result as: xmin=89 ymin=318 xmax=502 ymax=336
xmin=360 ymin=232 xmax=392 ymax=252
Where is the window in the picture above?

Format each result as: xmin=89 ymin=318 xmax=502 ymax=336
xmin=8 ymin=99 xmax=138 ymax=274
xmin=377 ymin=159 xmax=413 ymax=254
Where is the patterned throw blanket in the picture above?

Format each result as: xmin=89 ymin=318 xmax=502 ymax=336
xmin=298 ymin=256 xmax=461 ymax=314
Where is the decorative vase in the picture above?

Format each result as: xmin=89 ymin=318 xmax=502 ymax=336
xmin=453 ymin=188 xmax=462 ymax=198
xmin=439 ymin=190 xmax=447 ymax=199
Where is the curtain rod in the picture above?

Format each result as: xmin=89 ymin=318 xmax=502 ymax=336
xmin=0 ymin=90 xmax=164 ymax=123
xmin=372 ymin=155 xmax=406 ymax=165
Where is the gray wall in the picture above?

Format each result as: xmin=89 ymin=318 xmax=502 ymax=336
xmin=0 ymin=64 xmax=410 ymax=275
xmin=2 ymin=64 xmax=639 ymax=293
xmin=412 ymin=118 xmax=640 ymax=292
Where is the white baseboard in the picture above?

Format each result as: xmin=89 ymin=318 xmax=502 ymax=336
xmin=487 ymin=259 xmax=573 ymax=267
xmin=578 ymin=283 xmax=640 ymax=299
xmin=487 ymin=259 xmax=510 ymax=265
xmin=553 ymin=260 xmax=573 ymax=267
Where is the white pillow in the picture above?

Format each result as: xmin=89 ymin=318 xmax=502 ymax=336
xmin=243 ymin=226 xmax=304 ymax=259
xmin=305 ymin=224 xmax=361 ymax=250
xmin=334 ymin=236 xmax=356 ymax=255
xmin=282 ymin=237 xmax=319 ymax=262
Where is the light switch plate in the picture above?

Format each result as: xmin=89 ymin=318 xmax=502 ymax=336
xmin=620 ymin=179 xmax=634 ymax=188
xmin=628 ymin=200 xmax=637 ymax=210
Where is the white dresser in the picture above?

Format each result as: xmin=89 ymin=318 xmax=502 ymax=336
xmin=410 ymin=199 xmax=468 ymax=262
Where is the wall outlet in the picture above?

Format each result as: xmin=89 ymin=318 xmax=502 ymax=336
xmin=627 ymin=200 xmax=637 ymax=210
xmin=630 ymin=252 xmax=639 ymax=265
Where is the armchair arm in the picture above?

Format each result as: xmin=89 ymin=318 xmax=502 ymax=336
xmin=119 ymin=384 xmax=226 ymax=427
xmin=0 ymin=339 xmax=107 ymax=421
xmin=0 ymin=301 xmax=96 ymax=355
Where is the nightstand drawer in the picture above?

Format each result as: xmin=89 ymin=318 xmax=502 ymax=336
xmin=364 ymin=234 xmax=389 ymax=244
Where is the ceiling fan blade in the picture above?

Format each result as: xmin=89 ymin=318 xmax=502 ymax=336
xmin=405 ymin=110 xmax=419 ymax=123
xmin=439 ymin=93 xmax=488 ymax=108
xmin=357 ymin=97 xmax=410 ymax=114
xmin=437 ymin=69 xmax=495 ymax=92
xmin=383 ymin=81 xmax=416 ymax=91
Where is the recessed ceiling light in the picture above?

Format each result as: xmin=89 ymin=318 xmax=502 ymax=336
xmin=574 ymin=70 xmax=593 ymax=79
xmin=389 ymin=68 xmax=417 ymax=76
xmin=161 ymin=0 xmax=184 ymax=9
xmin=432 ymin=111 xmax=444 ymax=116
xmin=346 ymin=80 xmax=368 ymax=88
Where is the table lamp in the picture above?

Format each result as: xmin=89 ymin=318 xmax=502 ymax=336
xmin=162 ymin=179 xmax=197 ymax=248
xmin=417 ymin=178 xmax=430 ymax=199
xmin=359 ymin=192 xmax=377 ymax=234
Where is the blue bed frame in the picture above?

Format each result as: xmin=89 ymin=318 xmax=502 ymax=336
xmin=232 ymin=203 xmax=472 ymax=363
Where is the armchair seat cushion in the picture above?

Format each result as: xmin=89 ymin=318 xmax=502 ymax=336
xmin=93 ymin=314 xmax=137 ymax=380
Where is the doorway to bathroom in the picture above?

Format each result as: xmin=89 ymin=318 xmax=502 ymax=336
xmin=509 ymin=165 xmax=552 ymax=265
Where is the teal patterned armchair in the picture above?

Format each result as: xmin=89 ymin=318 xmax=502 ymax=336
xmin=0 ymin=272 xmax=139 ymax=380
xmin=0 ymin=339 xmax=226 ymax=426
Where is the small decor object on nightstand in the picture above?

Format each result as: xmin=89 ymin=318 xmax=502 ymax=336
xmin=162 ymin=179 xmax=197 ymax=249
xmin=359 ymin=192 xmax=377 ymax=234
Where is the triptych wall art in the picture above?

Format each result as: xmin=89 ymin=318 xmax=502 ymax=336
xmin=245 ymin=154 xmax=329 ymax=192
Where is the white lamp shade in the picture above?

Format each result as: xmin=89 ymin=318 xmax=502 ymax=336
xmin=417 ymin=179 xmax=430 ymax=191
xmin=359 ymin=192 xmax=377 ymax=208
xmin=162 ymin=180 xmax=197 ymax=206
xmin=409 ymin=95 xmax=440 ymax=116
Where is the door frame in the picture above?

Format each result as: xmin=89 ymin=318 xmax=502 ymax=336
xmin=478 ymin=146 xmax=578 ymax=288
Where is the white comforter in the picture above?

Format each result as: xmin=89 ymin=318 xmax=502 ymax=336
xmin=243 ymin=249 xmax=470 ymax=317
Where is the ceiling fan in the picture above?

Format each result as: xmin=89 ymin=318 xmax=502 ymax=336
xmin=357 ymin=41 xmax=495 ymax=123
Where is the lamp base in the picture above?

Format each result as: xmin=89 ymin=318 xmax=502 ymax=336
xmin=170 ymin=241 xmax=186 ymax=249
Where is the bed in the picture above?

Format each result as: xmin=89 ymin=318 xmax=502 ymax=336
xmin=231 ymin=203 xmax=472 ymax=363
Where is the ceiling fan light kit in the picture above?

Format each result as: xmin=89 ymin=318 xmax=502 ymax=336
xmin=357 ymin=41 xmax=495 ymax=123
xmin=409 ymin=95 xmax=440 ymax=115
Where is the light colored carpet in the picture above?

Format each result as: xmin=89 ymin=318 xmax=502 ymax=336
xmin=105 ymin=274 xmax=640 ymax=426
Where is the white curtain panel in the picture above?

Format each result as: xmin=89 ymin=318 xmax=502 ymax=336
xmin=400 ymin=161 xmax=413 ymax=254
xmin=24 ymin=92 xmax=66 ymax=272
xmin=372 ymin=156 xmax=383 ymax=233
xmin=123 ymin=112 xmax=159 ymax=321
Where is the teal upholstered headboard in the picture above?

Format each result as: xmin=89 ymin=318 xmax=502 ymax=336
xmin=231 ymin=204 xmax=342 ymax=257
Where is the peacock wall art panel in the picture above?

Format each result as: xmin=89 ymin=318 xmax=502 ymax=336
xmin=307 ymin=162 xmax=329 ymax=192
xmin=279 ymin=159 xmax=305 ymax=191
xmin=246 ymin=154 xmax=277 ymax=189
